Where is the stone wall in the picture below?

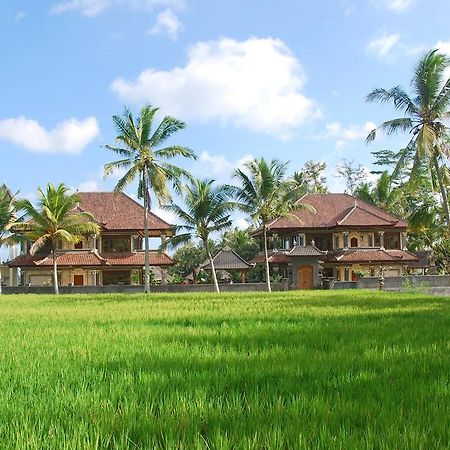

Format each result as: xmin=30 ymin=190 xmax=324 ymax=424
xmin=1 ymin=280 xmax=289 ymax=295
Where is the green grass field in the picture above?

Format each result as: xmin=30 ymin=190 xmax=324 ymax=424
xmin=0 ymin=291 xmax=449 ymax=449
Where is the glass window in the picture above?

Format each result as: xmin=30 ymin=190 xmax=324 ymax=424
xmin=103 ymin=237 xmax=131 ymax=253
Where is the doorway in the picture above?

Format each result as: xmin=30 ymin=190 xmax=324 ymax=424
xmin=73 ymin=275 xmax=84 ymax=286
xmin=298 ymin=265 xmax=314 ymax=289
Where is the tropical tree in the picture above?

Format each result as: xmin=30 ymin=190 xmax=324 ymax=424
xmin=221 ymin=227 xmax=259 ymax=263
xmin=230 ymin=158 xmax=308 ymax=292
xmin=13 ymin=183 xmax=100 ymax=295
xmin=162 ymin=178 xmax=234 ymax=293
xmin=366 ymin=49 xmax=450 ymax=232
xmin=0 ymin=185 xmax=18 ymax=294
xmin=103 ymin=105 xmax=196 ymax=293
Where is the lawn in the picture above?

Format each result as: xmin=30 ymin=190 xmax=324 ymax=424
xmin=0 ymin=290 xmax=449 ymax=449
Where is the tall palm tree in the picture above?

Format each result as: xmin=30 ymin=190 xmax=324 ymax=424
xmin=163 ymin=179 xmax=234 ymax=293
xmin=230 ymin=158 xmax=306 ymax=292
xmin=0 ymin=185 xmax=18 ymax=294
xmin=14 ymin=183 xmax=100 ymax=294
xmin=104 ymin=105 xmax=196 ymax=293
xmin=366 ymin=49 xmax=450 ymax=232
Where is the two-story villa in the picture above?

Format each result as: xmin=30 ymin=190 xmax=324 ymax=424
xmin=7 ymin=192 xmax=174 ymax=286
xmin=252 ymin=193 xmax=418 ymax=289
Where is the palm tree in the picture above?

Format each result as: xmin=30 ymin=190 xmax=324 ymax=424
xmin=163 ymin=179 xmax=234 ymax=293
xmin=14 ymin=183 xmax=100 ymax=294
xmin=366 ymin=49 xmax=450 ymax=232
xmin=104 ymin=105 xmax=196 ymax=293
xmin=0 ymin=185 xmax=18 ymax=294
xmin=230 ymin=158 xmax=306 ymax=292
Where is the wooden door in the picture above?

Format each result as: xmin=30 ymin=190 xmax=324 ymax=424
xmin=298 ymin=265 xmax=313 ymax=289
xmin=73 ymin=275 xmax=84 ymax=286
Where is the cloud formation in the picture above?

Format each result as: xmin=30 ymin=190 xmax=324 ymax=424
xmin=50 ymin=0 xmax=184 ymax=17
xmin=325 ymin=121 xmax=376 ymax=148
xmin=111 ymin=37 xmax=321 ymax=138
xmin=0 ymin=116 xmax=99 ymax=154
xmin=367 ymin=33 xmax=400 ymax=60
xmin=148 ymin=8 xmax=182 ymax=40
xmin=372 ymin=0 xmax=416 ymax=12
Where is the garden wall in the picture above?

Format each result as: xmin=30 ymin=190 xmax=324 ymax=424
xmin=1 ymin=280 xmax=289 ymax=295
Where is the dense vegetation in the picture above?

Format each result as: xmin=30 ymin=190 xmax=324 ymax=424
xmin=0 ymin=291 xmax=449 ymax=449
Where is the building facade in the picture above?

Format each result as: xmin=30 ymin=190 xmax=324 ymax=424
xmin=7 ymin=192 xmax=174 ymax=286
xmin=252 ymin=193 xmax=418 ymax=289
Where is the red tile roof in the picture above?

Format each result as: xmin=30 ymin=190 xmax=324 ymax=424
xmin=76 ymin=192 xmax=172 ymax=233
xmin=251 ymin=253 xmax=290 ymax=264
xmin=326 ymin=249 xmax=418 ymax=264
xmin=288 ymin=244 xmax=325 ymax=257
xmin=267 ymin=193 xmax=407 ymax=230
xmin=7 ymin=250 xmax=174 ymax=267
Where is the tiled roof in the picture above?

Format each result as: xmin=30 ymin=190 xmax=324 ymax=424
xmin=76 ymin=192 xmax=173 ymax=233
xmin=409 ymin=250 xmax=435 ymax=269
xmin=288 ymin=244 xmax=325 ymax=257
xmin=200 ymin=247 xmax=254 ymax=270
xmin=7 ymin=250 xmax=174 ymax=267
xmin=326 ymin=249 xmax=418 ymax=264
xmin=251 ymin=253 xmax=291 ymax=264
xmin=267 ymin=193 xmax=407 ymax=230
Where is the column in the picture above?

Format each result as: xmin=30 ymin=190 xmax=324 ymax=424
xmin=343 ymin=232 xmax=349 ymax=249
xmin=379 ymin=231 xmax=385 ymax=250
xmin=400 ymin=232 xmax=407 ymax=250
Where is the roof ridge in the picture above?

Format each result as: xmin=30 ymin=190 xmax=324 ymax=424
xmin=336 ymin=203 xmax=357 ymax=225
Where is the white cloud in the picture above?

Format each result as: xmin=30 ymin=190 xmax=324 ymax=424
xmin=111 ymin=37 xmax=321 ymax=138
xmin=325 ymin=121 xmax=376 ymax=148
xmin=14 ymin=11 xmax=26 ymax=22
xmin=367 ymin=33 xmax=400 ymax=60
xmin=153 ymin=206 xmax=178 ymax=225
xmin=76 ymin=180 xmax=102 ymax=191
xmin=194 ymin=151 xmax=254 ymax=181
xmin=149 ymin=8 xmax=182 ymax=40
xmin=372 ymin=0 xmax=416 ymax=12
xmin=50 ymin=0 xmax=184 ymax=17
xmin=0 ymin=116 xmax=99 ymax=154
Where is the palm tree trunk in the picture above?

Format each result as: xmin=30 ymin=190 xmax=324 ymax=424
xmin=263 ymin=223 xmax=272 ymax=292
xmin=205 ymin=240 xmax=220 ymax=293
xmin=143 ymin=171 xmax=151 ymax=294
xmin=52 ymin=245 xmax=59 ymax=295
xmin=434 ymin=157 xmax=450 ymax=234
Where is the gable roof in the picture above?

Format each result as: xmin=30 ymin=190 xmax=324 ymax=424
xmin=200 ymin=247 xmax=254 ymax=270
xmin=325 ymin=249 xmax=418 ymax=264
xmin=7 ymin=250 xmax=174 ymax=267
xmin=76 ymin=192 xmax=173 ymax=234
xmin=267 ymin=193 xmax=407 ymax=230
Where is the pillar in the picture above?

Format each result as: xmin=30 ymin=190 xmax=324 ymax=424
xmin=241 ymin=271 xmax=246 ymax=284
xmin=400 ymin=232 xmax=407 ymax=250
xmin=379 ymin=231 xmax=385 ymax=250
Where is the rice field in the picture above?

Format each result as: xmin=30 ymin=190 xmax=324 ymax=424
xmin=0 ymin=290 xmax=449 ymax=449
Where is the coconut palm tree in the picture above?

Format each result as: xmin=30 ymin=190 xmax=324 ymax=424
xmin=14 ymin=183 xmax=100 ymax=295
xmin=366 ymin=49 xmax=450 ymax=232
xmin=104 ymin=105 xmax=196 ymax=293
xmin=230 ymin=158 xmax=306 ymax=292
xmin=162 ymin=179 xmax=234 ymax=293
xmin=0 ymin=185 xmax=18 ymax=294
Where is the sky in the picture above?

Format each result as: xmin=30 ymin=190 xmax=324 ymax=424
xmin=1 ymin=0 xmax=450 ymax=228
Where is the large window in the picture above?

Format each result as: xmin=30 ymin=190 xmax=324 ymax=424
xmin=102 ymin=236 xmax=131 ymax=253
xmin=102 ymin=270 xmax=131 ymax=285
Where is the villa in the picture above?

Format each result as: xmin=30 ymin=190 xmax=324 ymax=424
xmin=6 ymin=192 xmax=174 ymax=286
xmin=252 ymin=193 xmax=419 ymax=289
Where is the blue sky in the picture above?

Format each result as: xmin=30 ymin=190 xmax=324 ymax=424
xmin=1 ymin=0 xmax=450 ymax=224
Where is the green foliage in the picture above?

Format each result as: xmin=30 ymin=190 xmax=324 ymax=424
xmin=221 ymin=227 xmax=259 ymax=263
xmin=401 ymin=278 xmax=430 ymax=294
xmin=0 ymin=291 xmax=449 ymax=448
xmin=366 ymin=49 xmax=450 ymax=232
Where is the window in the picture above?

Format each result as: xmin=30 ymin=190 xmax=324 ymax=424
xmin=284 ymin=237 xmax=290 ymax=250
xmin=368 ymin=234 xmax=374 ymax=247
xmin=350 ymin=237 xmax=358 ymax=248
xmin=74 ymin=241 xmax=83 ymax=249
xmin=298 ymin=234 xmax=305 ymax=247
xmin=374 ymin=233 xmax=381 ymax=247
xmin=102 ymin=270 xmax=131 ymax=285
xmin=103 ymin=237 xmax=131 ymax=253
